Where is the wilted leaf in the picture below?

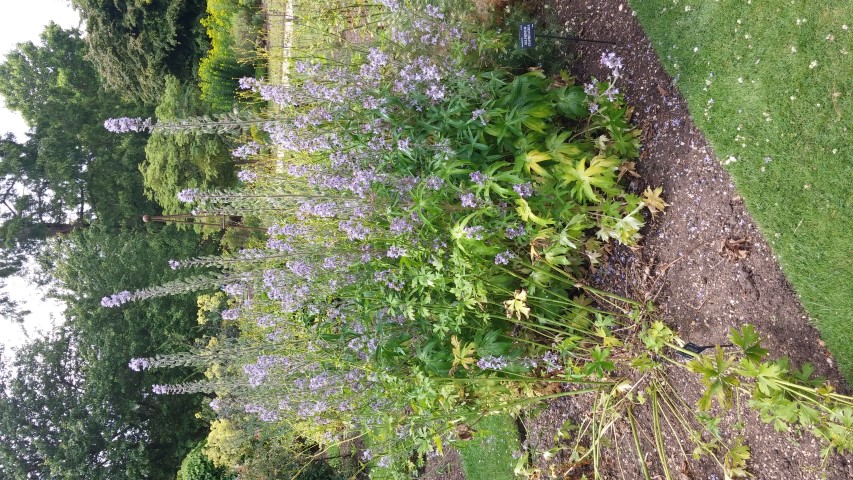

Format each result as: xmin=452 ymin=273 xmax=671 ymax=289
xmin=642 ymin=186 xmax=669 ymax=215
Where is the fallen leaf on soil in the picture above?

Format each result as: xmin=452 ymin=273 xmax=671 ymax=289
xmin=618 ymin=161 xmax=640 ymax=180
xmin=720 ymin=237 xmax=750 ymax=261
xmin=455 ymin=423 xmax=475 ymax=440
xmin=643 ymin=186 xmax=670 ymax=216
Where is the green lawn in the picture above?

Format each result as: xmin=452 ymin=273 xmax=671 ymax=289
xmin=458 ymin=414 xmax=523 ymax=480
xmin=629 ymin=0 xmax=853 ymax=381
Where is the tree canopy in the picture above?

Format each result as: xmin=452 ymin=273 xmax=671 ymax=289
xmin=0 ymin=224 xmax=218 ymax=479
xmin=141 ymin=76 xmax=235 ymax=215
xmin=0 ymin=23 xmax=158 ymax=290
xmin=70 ymin=0 xmax=208 ymax=104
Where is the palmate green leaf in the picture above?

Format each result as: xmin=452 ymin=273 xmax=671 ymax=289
xmin=517 ymin=149 xmax=553 ymax=178
xmin=450 ymin=335 xmax=476 ymax=374
xmin=723 ymin=437 xmax=751 ymax=479
xmin=798 ymin=403 xmax=821 ymax=426
xmin=556 ymin=154 xmax=621 ymax=204
xmin=640 ymin=320 xmax=673 ymax=353
xmin=751 ymin=393 xmax=798 ymax=432
xmin=688 ymin=348 xmax=739 ymax=410
xmin=585 ymin=346 xmax=615 ymax=376
xmin=730 ymin=324 xmax=769 ymax=362
xmin=552 ymin=85 xmax=589 ymax=120
xmin=737 ymin=359 xmax=782 ymax=396
xmin=515 ymin=198 xmax=554 ymax=226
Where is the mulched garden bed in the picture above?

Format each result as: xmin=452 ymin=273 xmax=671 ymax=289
xmin=423 ymin=1 xmax=852 ymax=478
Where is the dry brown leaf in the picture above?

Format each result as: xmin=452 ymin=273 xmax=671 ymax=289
xmin=720 ymin=237 xmax=750 ymax=261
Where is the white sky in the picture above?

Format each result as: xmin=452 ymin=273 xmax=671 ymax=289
xmin=1 ymin=0 xmax=81 ymax=352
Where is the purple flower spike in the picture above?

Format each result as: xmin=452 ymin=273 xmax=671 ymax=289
xmin=101 ymin=290 xmax=132 ymax=308
xmin=177 ymin=188 xmax=199 ymax=203
xmin=128 ymin=357 xmax=151 ymax=371
xmin=104 ymin=117 xmax=152 ymax=133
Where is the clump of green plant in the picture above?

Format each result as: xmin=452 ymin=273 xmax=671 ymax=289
xmin=199 ymin=0 xmax=263 ymax=112
xmin=177 ymin=441 xmax=235 ymax=480
xmin=486 ymin=0 xmax=571 ymax=74
xmin=141 ymin=76 xmax=236 ymax=217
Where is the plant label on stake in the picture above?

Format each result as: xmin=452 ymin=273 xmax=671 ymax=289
xmin=518 ymin=24 xmax=618 ymax=48
xmin=675 ymin=342 xmax=736 ymax=359
xmin=519 ymin=23 xmax=536 ymax=49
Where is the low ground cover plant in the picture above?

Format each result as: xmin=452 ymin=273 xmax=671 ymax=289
xmin=102 ymin=1 xmax=853 ymax=478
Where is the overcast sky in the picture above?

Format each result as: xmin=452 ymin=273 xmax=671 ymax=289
xmin=1 ymin=0 xmax=81 ymax=352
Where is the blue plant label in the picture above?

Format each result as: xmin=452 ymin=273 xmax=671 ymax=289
xmin=519 ymin=23 xmax=535 ymax=49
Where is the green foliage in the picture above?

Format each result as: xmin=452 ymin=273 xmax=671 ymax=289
xmin=198 ymin=0 xmax=261 ymax=112
xmin=71 ymin=0 xmax=208 ymax=103
xmin=0 ymin=24 xmax=155 ymax=286
xmin=0 ymin=24 xmax=152 ymax=225
xmin=142 ymin=76 xmax=235 ymax=215
xmin=3 ymin=224 xmax=220 ymax=479
xmin=177 ymin=442 xmax=234 ymax=480
xmin=483 ymin=1 xmax=569 ymax=74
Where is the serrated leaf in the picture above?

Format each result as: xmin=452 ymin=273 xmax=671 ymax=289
xmin=450 ymin=335 xmax=476 ymax=374
xmin=730 ymin=325 xmax=769 ymax=362
xmin=642 ymin=186 xmax=669 ymax=215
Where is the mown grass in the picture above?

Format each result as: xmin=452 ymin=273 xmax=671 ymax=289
xmin=629 ymin=0 xmax=853 ymax=382
xmin=457 ymin=415 xmax=522 ymax=480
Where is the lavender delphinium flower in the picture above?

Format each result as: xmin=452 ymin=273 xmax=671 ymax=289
xmin=104 ymin=117 xmax=152 ymax=133
xmin=287 ymin=260 xmax=314 ymax=280
xmin=101 ymin=290 xmax=132 ymax=308
xmin=231 ymin=141 xmax=261 ymax=159
xmin=542 ymin=351 xmax=563 ymax=373
xmin=339 ymin=220 xmax=371 ymax=240
xmin=425 ymin=176 xmax=444 ymax=190
xmin=237 ymin=170 xmax=258 ymax=183
xmin=460 ymin=192 xmax=478 ymax=208
xmin=389 ymin=217 xmax=413 ymax=234
xmin=238 ymin=77 xmax=260 ymax=90
xmin=469 ymin=171 xmax=488 ymax=186
xmin=297 ymin=201 xmax=337 ymax=219
xmin=424 ymin=4 xmax=444 ymax=19
xmin=463 ymin=226 xmax=484 ymax=240
xmin=257 ymin=315 xmax=278 ymax=328
xmin=477 ymin=355 xmax=508 ymax=370
xmin=600 ymin=52 xmax=624 ymax=77
xmin=168 ymin=259 xmax=181 ymax=270
xmin=128 ymin=357 xmax=151 ymax=372
xmin=471 ymin=108 xmax=486 ymax=125
xmin=604 ymin=84 xmax=620 ymax=102
xmin=386 ymin=246 xmax=406 ymax=258
xmin=505 ymin=225 xmax=526 ymax=240
xmin=221 ymin=308 xmax=241 ymax=321
xmin=222 ymin=283 xmax=244 ymax=296
xmin=177 ymin=188 xmax=199 ymax=203
xmin=513 ymin=182 xmax=533 ymax=198
xmin=494 ymin=250 xmax=515 ymax=265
